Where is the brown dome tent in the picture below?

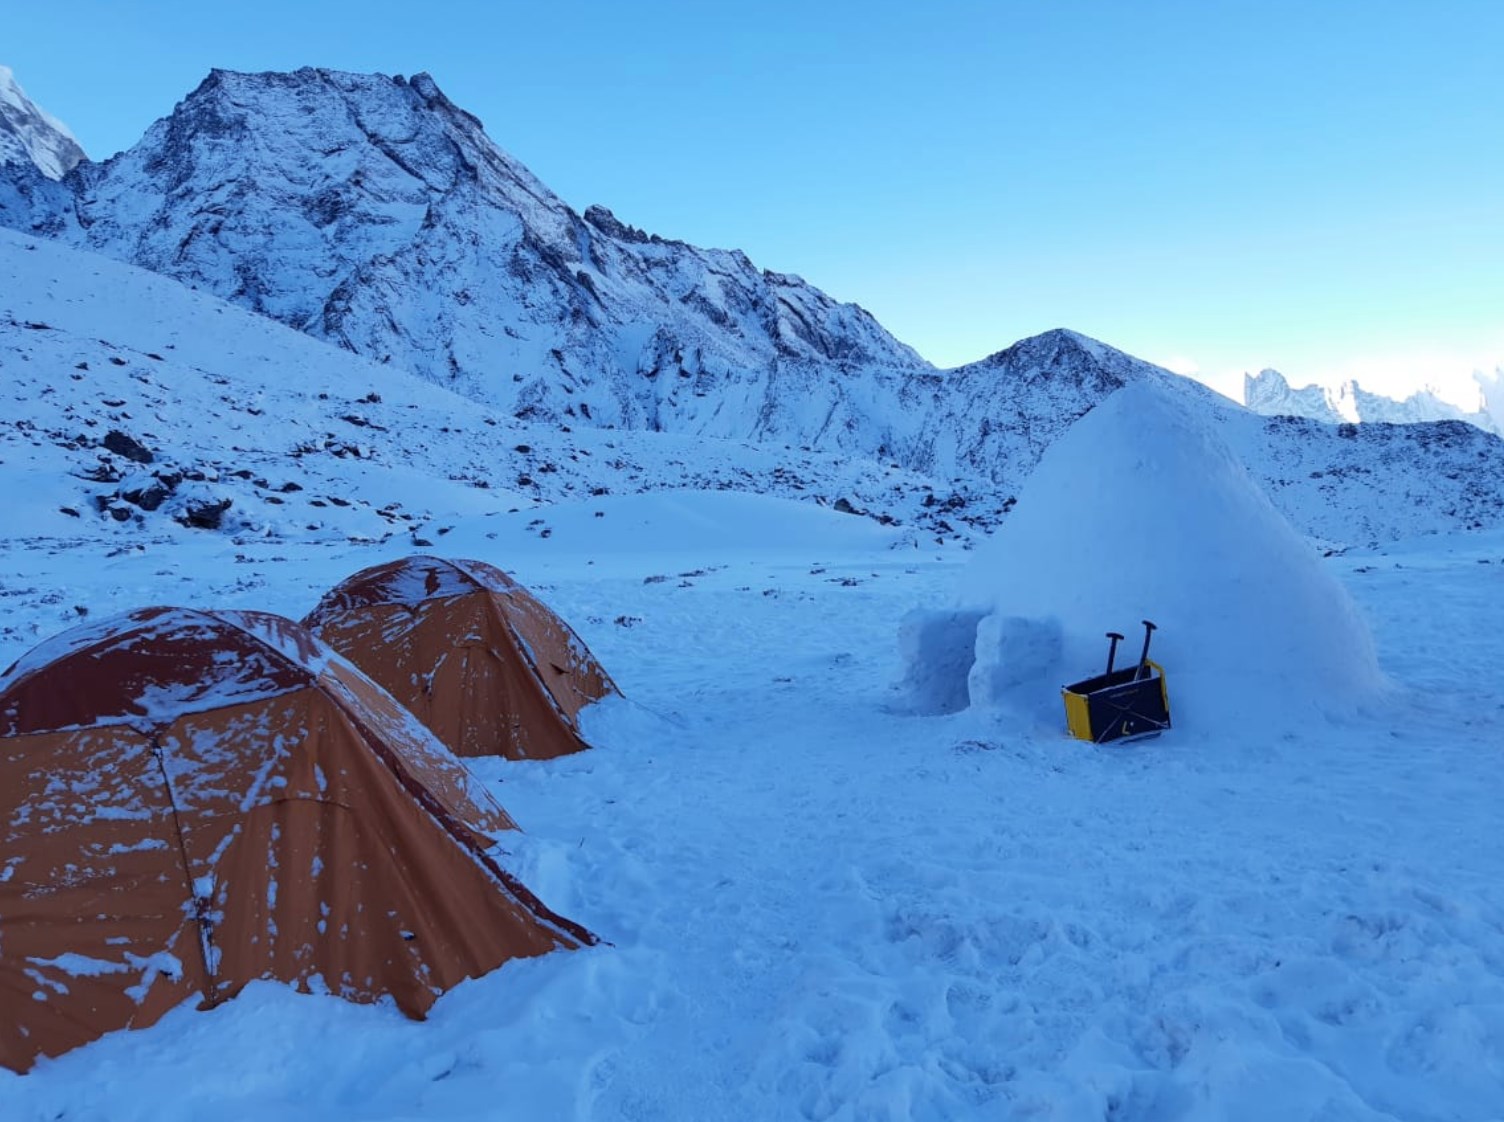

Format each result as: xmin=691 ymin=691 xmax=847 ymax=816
xmin=0 ymin=607 xmax=594 ymax=1074
xmin=304 ymin=556 xmax=618 ymax=761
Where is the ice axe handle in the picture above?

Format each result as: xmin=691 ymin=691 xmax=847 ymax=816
xmin=1105 ymin=632 xmax=1125 ymax=674
xmin=1136 ymin=620 xmax=1157 ymax=679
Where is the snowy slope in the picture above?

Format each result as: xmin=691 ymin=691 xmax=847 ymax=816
xmin=0 ymin=223 xmax=966 ymax=659
xmin=3 ymin=224 xmax=1502 ymax=609
xmin=0 ymin=66 xmax=85 ymax=181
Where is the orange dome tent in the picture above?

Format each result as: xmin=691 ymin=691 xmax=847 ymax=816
xmin=0 ymin=607 xmax=593 ymax=1074
xmin=304 ymin=556 xmax=618 ymax=761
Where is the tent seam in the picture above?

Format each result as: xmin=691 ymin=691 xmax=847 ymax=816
xmin=150 ymin=734 xmax=221 ymax=1006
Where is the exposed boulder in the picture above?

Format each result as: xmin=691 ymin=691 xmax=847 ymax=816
xmin=102 ymin=429 xmax=153 ymax=464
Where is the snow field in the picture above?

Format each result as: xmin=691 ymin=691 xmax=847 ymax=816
xmin=2 ymin=499 xmax=1502 ymax=1120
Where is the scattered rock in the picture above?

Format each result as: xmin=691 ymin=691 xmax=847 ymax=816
xmin=120 ymin=482 xmax=171 ymax=512
xmin=82 ymin=463 xmax=125 ymax=484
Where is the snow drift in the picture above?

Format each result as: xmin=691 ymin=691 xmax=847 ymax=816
xmin=909 ymin=381 xmax=1386 ymax=730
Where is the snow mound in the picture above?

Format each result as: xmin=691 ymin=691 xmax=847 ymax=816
xmin=936 ymin=381 xmax=1385 ymax=730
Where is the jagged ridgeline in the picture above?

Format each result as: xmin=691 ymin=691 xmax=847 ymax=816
xmin=2 ymin=66 xmax=1504 ymax=543
xmin=1244 ymin=368 xmax=1501 ymax=433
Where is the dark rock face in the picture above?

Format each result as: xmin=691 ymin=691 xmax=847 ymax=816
xmin=119 ymin=482 xmax=170 ymax=511
xmin=583 ymin=205 xmax=650 ymax=244
xmin=102 ymin=430 xmax=153 ymax=464
xmin=179 ymin=497 xmax=232 ymax=530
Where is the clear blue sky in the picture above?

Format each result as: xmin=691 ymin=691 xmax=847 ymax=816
xmin=7 ymin=0 xmax=1502 ymax=398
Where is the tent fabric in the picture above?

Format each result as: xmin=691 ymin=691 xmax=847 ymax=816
xmin=305 ymin=556 xmax=618 ymax=760
xmin=0 ymin=607 xmax=593 ymax=1074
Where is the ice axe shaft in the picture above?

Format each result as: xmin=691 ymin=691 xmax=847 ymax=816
xmin=1104 ymin=632 xmax=1125 ymax=674
xmin=1135 ymin=620 xmax=1157 ymax=680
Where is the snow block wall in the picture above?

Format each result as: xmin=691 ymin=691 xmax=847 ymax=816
xmin=895 ymin=608 xmax=989 ymax=715
xmin=937 ymin=381 xmax=1386 ymax=732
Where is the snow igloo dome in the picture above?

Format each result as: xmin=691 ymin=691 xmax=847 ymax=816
xmin=903 ymin=380 xmax=1385 ymax=732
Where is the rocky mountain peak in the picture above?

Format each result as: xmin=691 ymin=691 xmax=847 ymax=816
xmin=3 ymin=66 xmax=929 ymax=437
xmin=0 ymin=65 xmax=86 ymax=180
xmin=583 ymin=205 xmax=651 ymax=244
xmin=966 ymin=328 xmax=1159 ymax=393
xmin=1242 ymin=369 xmax=1342 ymax=424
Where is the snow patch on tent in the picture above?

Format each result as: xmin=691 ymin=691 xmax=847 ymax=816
xmin=905 ymin=381 xmax=1385 ymax=731
xmin=104 ymin=838 xmax=171 ymax=855
xmin=123 ymin=953 xmax=184 ymax=1004
xmin=28 ymin=953 xmax=133 ymax=979
xmin=24 ymin=950 xmax=183 ymax=1004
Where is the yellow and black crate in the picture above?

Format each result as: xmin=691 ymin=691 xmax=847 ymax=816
xmin=1062 ymin=622 xmax=1172 ymax=744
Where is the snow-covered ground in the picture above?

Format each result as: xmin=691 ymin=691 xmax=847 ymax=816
xmin=3 ymin=489 xmax=1502 ymax=1121
xmin=4 ymin=123 xmax=1504 ymax=1121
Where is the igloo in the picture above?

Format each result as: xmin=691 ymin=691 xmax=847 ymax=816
xmin=904 ymin=381 xmax=1385 ymax=732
